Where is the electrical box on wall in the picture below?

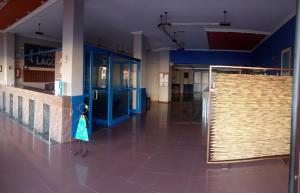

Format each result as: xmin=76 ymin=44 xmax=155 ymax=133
xmin=159 ymin=72 xmax=169 ymax=87
xmin=55 ymin=80 xmax=63 ymax=96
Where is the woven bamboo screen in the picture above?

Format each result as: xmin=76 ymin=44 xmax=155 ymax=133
xmin=209 ymin=73 xmax=292 ymax=163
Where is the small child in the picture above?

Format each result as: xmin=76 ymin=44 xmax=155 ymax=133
xmin=73 ymin=104 xmax=89 ymax=157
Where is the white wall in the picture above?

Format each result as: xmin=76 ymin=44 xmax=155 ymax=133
xmin=158 ymin=50 xmax=171 ymax=102
xmin=15 ymin=35 xmax=61 ymax=89
xmin=61 ymin=0 xmax=84 ymax=96
xmin=0 ymin=33 xmax=15 ymax=85
xmin=6 ymin=33 xmax=15 ymax=85
xmin=133 ymin=32 xmax=146 ymax=88
xmin=145 ymin=51 xmax=159 ymax=101
xmin=0 ymin=33 xmax=4 ymax=84
xmin=145 ymin=50 xmax=171 ymax=102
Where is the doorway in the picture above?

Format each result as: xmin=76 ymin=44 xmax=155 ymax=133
xmin=171 ymin=66 xmax=209 ymax=121
xmin=171 ymin=67 xmax=209 ymax=101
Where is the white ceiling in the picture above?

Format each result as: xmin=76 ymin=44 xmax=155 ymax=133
xmin=8 ymin=0 xmax=296 ymax=51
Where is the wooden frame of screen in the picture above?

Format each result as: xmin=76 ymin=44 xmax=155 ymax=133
xmin=206 ymin=65 xmax=291 ymax=164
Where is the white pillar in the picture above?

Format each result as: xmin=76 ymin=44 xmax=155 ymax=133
xmin=61 ymin=0 xmax=84 ymax=96
xmin=0 ymin=33 xmax=4 ymax=84
xmin=132 ymin=31 xmax=146 ymax=88
xmin=0 ymin=32 xmax=15 ymax=85
xmin=158 ymin=50 xmax=171 ymax=102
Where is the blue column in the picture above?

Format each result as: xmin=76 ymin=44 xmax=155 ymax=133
xmin=136 ymin=61 xmax=142 ymax=113
xmin=88 ymin=49 xmax=93 ymax=134
xmin=107 ymin=54 xmax=113 ymax=126
xmin=120 ymin=63 xmax=124 ymax=89
xmin=128 ymin=62 xmax=132 ymax=114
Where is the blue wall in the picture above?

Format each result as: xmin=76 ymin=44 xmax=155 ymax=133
xmin=170 ymin=50 xmax=253 ymax=66
xmin=252 ymin=17 xmax=296 ymax=68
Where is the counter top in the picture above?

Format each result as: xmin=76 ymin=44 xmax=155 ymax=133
xmin=4 ymin=85 xmax=56 ymax=95
xmin=16 ymin=85 xmax=55 ymax=95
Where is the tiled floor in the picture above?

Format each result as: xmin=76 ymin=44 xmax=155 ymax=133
xmin=0 ymin=102 xmax=288 ymax=193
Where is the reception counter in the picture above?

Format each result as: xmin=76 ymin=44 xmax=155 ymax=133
xmin=0 ymin=85 xmax=72 ymax=143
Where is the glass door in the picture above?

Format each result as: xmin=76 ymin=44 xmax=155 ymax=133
xmin=129 ymin=62 xmax=141 ymax=113
xmin=111 ymin=58 xmax=130 ymax=123
xmin=92 ymin=54 xmax=109 ymax=125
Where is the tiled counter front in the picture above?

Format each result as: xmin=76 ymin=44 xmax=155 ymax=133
xmin=0 ymin=85 xmax=72 ymax=143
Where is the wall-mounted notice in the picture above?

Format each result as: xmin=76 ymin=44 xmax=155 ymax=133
xmin=159 ymin=73 xmax=169 ymax=87
xmin=24 ymin=43 xmax=56 ymax=68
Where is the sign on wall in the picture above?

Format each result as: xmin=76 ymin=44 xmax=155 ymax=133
xmin=281 ymin=47 xmax=292 ymax=76
xmin=159 ymin=72 xmax=169 ymax=87
xmin=24 ymin=43 xmax=56 ymax=68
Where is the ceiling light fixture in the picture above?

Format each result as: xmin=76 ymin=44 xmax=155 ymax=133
xmin=157 ymin=12 xmax=184 ymax=49
xmin=220 ymin=10 xmax=231 ymax=27
xmin=162 ymin=10 xmax=231 ymax=27
xmin=35 ymin=23 xmax=44 ymax=35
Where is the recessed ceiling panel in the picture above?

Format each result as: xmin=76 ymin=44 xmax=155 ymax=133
xmin=207 ymin=31 xmax=267 ymax=51
xmin=0 ymin=0 xmax=47 ymax=30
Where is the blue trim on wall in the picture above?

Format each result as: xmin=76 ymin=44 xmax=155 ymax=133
xmin=170 ymin=50 xmax=253 ymax=66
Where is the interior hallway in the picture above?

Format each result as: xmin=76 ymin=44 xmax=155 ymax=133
xmin=0 ymin=102 xmax=288 ymax=193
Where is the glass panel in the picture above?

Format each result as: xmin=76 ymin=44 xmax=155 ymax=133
xmin=2 ymin=91 xmax=5 ymax=112
xmin=130 ymin=63 xmax=137 ymax=88
xmin=193 ymin=84 xmax=201 ymax=92
xmin=183 ymin=85 xmax=193 ymax=101
xmin=42 ymin=104 xmax=50 ymax=141
xmin=92 ymin=90 xmax=108 ymax=120
xmin=112 ymin=90 xmax=129 ymax=119
xmin=94 ymin=66 xmax=108 ymax=88
xmin=130 ymin=63 xmax=137 ymax=110
xmin=201 ymin=72 xmax=209 ymax=92
xmin=194 ymin=71 xmax=201 ymax=94
xmin=131 ymin=90 xmax=137 ymax=110
xmin=94 ymin=54 xmax=108 ymax=89
xmin=92 ymin=53 xmax=109 ymax=122
xmin=123 ymin=64 xmax=130 ymax=88
xmin=18 ymin=96 xmax=23 ymax=123
xmin=9 ymin=93 xmax=13 ymax=117
xmin=113 ymin=63 xmax=121 ymax=88
xmin=84 ymin=52 xmax=91 ymax=94
xmin=29 ymin=99 xmax=35 ymax=130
